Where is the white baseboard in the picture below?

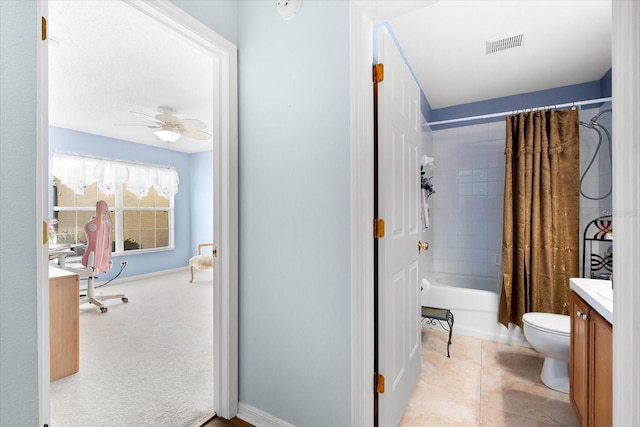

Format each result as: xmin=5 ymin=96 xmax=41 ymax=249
xmin=93 ymin=266 xmax=187 ymax=287
xmin=237 ymin=402 xmax=294 ymax=427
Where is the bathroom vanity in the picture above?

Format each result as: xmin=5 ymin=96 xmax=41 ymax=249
xmin=569 ymin=278 xmax=613 ymax=427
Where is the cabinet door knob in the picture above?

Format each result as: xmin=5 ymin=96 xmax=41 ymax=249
xmin=582 ymin=314 xmax=589 ymax=321
xmin=577 ymin=310 xmax=583 ymax=317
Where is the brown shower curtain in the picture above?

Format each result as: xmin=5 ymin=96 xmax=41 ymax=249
xmin=499 ymin=109 xmax=580 ymax=328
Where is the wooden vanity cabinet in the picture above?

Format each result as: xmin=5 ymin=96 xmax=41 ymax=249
xmin=570 ymin=293 xmax=590 ymax=425
xmin=590 ymin=309 xmax=613 ymax=426
xmin=569 ymin=291 xmax=612 ymax=427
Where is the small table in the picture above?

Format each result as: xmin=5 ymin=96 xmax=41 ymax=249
xmin=421 ymin=306 xmax=454 ymax=357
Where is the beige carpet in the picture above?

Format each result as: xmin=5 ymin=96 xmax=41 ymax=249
xmin=50 ymin=269 xmax=214 ymax=427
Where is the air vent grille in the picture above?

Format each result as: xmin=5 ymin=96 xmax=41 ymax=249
xmin=486 ymin=34 xmax=524 ymax=54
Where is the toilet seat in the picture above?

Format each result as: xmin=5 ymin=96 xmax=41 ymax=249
xmin=522 ymin=312 xmax=570 ymax=337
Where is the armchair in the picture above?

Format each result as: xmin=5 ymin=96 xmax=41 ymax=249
xmin=188 ymin=243 xmax=216 ymax=282
xmin=64 ymin=200 xmax=128 ymax=313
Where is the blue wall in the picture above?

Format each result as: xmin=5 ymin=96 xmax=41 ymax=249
xmin=429 ymin=78 xmax=610 ymax=130
xmin=0 ymin=2 xmax=40 ymax=426
xmin=237 ymin=1 xmax=351 ymax=425
xmin=49 ymin=126 xmax=213 ymax=281
xmin=190 ymin=150 xmax=214 ymax=249
xmin=172 ymin=0 xmax=238 ymax=45
xmin=600 ymin=68 xmax=612 ymax=97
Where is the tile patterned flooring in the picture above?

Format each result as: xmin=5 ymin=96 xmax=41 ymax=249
xmin=205 ymin=328 xmax=576 ymax=426
xmin=400 ymin=328 xmax=579 ymax=426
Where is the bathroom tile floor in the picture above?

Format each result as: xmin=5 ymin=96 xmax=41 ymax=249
xmin=400 ymin=328 xmax=578 ymax=426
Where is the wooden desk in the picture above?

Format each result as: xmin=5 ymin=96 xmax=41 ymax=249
xmin=49 ymin=248 xmax=75 ymax=268
xmin=49 ymin=266 xmax=80 ymax=381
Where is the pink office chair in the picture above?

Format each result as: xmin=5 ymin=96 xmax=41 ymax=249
xmin=65 ymin=200 xmax=128 ymax=313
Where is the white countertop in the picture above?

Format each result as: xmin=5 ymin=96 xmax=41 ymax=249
xmin=49 ymin=265 xmax=78 ymax=279
xmin=569 ymin=278 xmax=613 ymax=324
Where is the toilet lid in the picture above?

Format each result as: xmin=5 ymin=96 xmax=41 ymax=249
xmin=522 ymin=312 xmax=570 ymax=335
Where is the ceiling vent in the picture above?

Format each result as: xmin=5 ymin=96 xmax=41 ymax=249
xmin=486 ymin=34 xmax=524 ymax=54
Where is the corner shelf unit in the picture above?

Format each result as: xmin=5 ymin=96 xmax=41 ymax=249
xmin=582 ymin=215 xmax=613 ymax=279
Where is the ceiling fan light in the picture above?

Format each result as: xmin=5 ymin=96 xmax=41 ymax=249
xmin=154 ymin=129 xmax=181 ymax=143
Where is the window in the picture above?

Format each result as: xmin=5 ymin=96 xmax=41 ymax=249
xmin=52 ymin=153 xmax=178 ymax=254
xmin=122 ymin=184 xmax=171 ymax=252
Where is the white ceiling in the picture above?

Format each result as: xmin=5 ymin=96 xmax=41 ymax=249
xmin=48 ymin=0 xmax=215 ymax=154
xmin=388 ymin=0 xmax=612 ymax=109
xmin=48 ymin=1 xmax=612 ymax=153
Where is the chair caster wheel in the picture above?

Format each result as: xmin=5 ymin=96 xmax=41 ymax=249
xmin=122 ymin=297 xmax=129 ymax=303
xmin=100 ymin=307 xmax=108 ymax=313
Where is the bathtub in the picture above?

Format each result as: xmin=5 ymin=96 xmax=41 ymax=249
xmin=422 ymin=272 xmax=527 ymax=346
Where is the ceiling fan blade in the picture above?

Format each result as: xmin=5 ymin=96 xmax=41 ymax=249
xmin=180 ymin=129 xmax=211 ymax=140
xmin=130 ymin=111 xmax=164 ymax=125
xmin=114 ymin=124 xmax=161 ymax=128
xmin=155 ymin=112 xmax=179 ymax=124
xmin=176 ymin=118 xmax=207 ymax=130
xmin=120 ymin=107 xmax=210 ymax=140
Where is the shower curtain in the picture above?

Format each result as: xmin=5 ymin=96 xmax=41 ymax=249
xmin=499 ymin=109 xmax=580 ymax=328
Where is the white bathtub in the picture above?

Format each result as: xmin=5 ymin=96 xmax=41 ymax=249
xmin=422 ymin=272 xmax=527 ymax=346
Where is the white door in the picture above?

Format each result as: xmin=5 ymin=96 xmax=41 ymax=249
xmin=377 ymin=26 xmax=422 ymax=427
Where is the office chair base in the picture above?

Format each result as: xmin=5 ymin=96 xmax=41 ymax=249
xmin=80 ymin=294 xmax=128 ymax=313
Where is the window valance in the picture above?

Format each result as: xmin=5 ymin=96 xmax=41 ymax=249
xmin=52 ymin=153 xmax=179 ymax=200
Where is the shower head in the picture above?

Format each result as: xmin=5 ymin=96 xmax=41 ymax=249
xmin=590 ymin=108 xmax=612 ymax=126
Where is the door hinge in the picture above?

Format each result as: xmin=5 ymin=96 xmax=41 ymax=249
xmin=213 ymin=247 xmax=218 ymax=257
xmin=374 ymin=218 xmax=385 ymax=239
xmin=373 ymin=63 xmax=384 ymax=83
xmin=375 ymin=373 xmax=385 ymax=394
xmin=41 ymin=17 xmax=47 ymax=41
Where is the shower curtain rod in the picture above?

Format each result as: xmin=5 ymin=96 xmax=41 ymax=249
xmin=423 ymin=96 xmax=612 ymax=127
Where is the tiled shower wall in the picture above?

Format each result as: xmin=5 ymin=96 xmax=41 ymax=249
xmin=421 ymin=126 xmax=435 ymax=278
xmin=429 ymin=106 xmax=612 ymax=280
xmin=430 ymin=121 xmax=506 ymax=279
xmin=579 ymin=104 xmax=613 ymax=277
xmin=579 ymin=105 xmax=613 ymax=223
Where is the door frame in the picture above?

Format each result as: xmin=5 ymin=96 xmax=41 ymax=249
xmin=36 ymin=0 xmax=239 ymax=423
xmin=349 ymin=2 xmax=376 ymax=424
xmin=350 ymin=2 xmax=435 ymax=424
xmin=352 ymin=2 xmax=638 ymax=426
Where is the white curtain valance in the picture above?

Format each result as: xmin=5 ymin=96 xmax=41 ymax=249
xmin=52 ymin=153 xmax=179 ymax=200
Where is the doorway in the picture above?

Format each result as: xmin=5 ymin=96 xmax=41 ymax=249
xmin=352 ymin=2 xmax=638 ymax=426
xmin=37 ymin=1 xmax=238 ymax=424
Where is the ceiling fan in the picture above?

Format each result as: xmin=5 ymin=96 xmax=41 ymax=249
xmin=115 ymin=106 xmax=211 ymax=143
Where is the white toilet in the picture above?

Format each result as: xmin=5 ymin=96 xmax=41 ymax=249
xmin=522 ymin=312 xmax=571 ymax=394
